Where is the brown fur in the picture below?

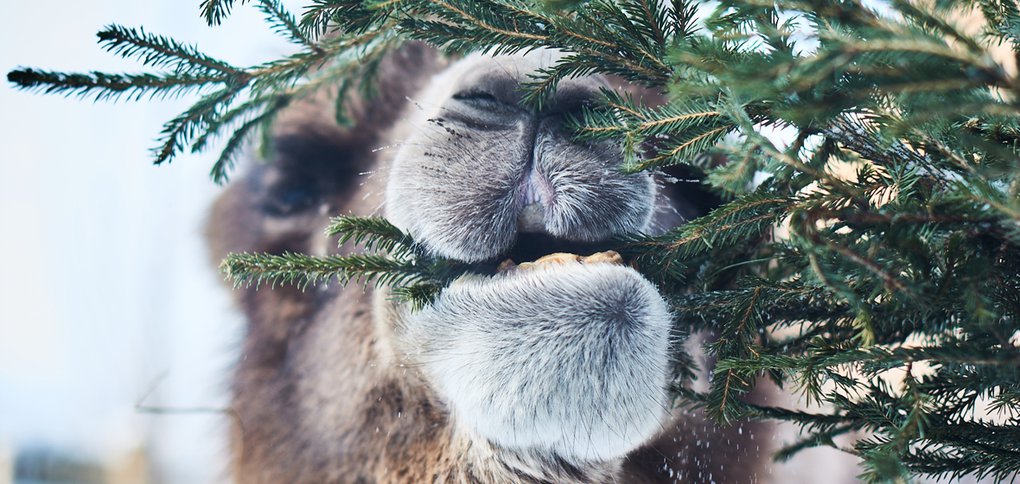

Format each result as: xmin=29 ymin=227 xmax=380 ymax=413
xmin=208 ymin=43 xmax=775 ymax=483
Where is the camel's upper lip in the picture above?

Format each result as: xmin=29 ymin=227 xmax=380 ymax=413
xmin=515 ymin=155 xmax=556 ymax=232
xmin=518 ymin=164 xmax=555 ymax=208
xmin=501 ymin=164 xmax=616 ymax=263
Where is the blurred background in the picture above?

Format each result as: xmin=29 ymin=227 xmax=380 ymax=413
xmin=1 ymin=1 xmax=304 ymax=482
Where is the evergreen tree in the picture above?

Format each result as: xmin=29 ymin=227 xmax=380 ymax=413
xmin=9 ymin=1 xmax=1020 ymax=481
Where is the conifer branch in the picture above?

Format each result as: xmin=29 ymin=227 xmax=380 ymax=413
xmin=6 ymin=69 xmax=227 ymax=101
xmin=207 ymin=99 xmax=289 ymax=183
xmin=326 ymin=215 xmax=420 ymax=257
xmin=153 ymin=86 xmax=244 ymax=165
xmin=222 ymin=251 xmax=428 ymax=289
xmin=97 ymin=25 xmax=243 ymax=75
xmin=256 ymin=0 xmax=322 ymax=51
xmin=201 ymin=0 xmax=250 ymax=26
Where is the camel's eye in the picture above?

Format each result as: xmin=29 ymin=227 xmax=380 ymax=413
xmin=446 ymin=87 xmax=521 ymax=127
xmin=262 ymin=182 xmax=316 ymax=216
xmin=451 ymin=89 xmax=500 ymax=105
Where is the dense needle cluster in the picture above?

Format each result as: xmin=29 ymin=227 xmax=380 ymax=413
xmin=8 ymin=0 xmax=1020 ymax=481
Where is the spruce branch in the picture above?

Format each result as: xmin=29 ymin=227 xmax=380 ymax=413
xmin=206 ymin=98 xmax=289 ymax=183
xmin=255 ymin=0 xmax=321 ymax=51
xmin=201 ymin=0 xmax=250 ymax=26
xmin=326 ymin=215 xmax=419 ymax=256
xmin=6 ymin=69 xmax=227 ymax=102
xmin=225 ymin=215 xmax=472 ymax=308
xmin=97 ymin=25 xmax=242 ymax=75
xmin=634 ymin=191 xmax=790 ymax=260
xmin=302 ymin=0 xmax=394 ymax=36
xmin=10 ymin=13 xmax=401 ymax=179
xmin=153 ymin=85 xmax=245 ymax=165
xmin=222 ymin=251 xmax=429 ymax=289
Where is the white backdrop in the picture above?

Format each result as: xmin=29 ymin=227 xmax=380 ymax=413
xmin=1 ymin=1 xmax=304 ymax=482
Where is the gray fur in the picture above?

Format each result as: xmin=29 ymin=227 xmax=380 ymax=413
xmin=386 ymin=54 xmax=655 ymax=262
xmin=396 ymin=262 xmax=672 ymax=464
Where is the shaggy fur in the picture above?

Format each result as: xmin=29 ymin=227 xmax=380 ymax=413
xmin=397 ymin=263 xmax=672 ymax=463
xmin=208 ymin=43 xmax=775 ymax=483
xmin=386 ymin=53 xmax=655 ymax=262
